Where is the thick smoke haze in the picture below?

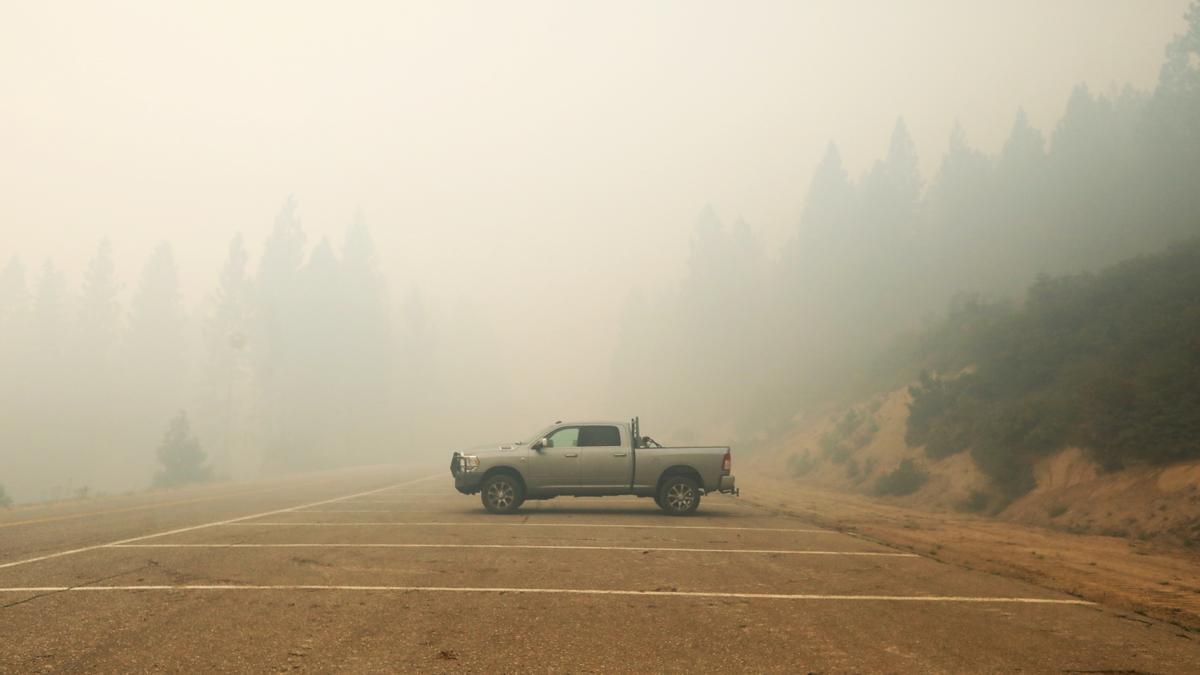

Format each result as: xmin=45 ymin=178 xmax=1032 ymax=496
xmin=1 ymin=1 xmax=1196 ymax=502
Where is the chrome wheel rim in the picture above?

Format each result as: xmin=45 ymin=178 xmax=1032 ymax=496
xmin=486 ymin=480 xmax=514 ymax=509
xmin=666 ymin=482 xmax=694 ymax=511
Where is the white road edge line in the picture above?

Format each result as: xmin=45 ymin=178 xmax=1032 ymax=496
xmin=0 ymin=585 xmax=1093 ymax=604
xmin=226 ymin=522 xmax=832 ymax=533
xmin=106 ymin=543 xmax=918 ymax=557
xmin=0 ymin=474 xmax=442 ymax=571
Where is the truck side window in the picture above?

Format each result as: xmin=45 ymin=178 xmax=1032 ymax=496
xmin=578 ymin=425 xmax=621 ymax=447
xmin=545 ymin=427 xmax=580 ymax=448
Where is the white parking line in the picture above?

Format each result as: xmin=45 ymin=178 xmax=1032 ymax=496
xmin=294 ymin=510 xmax=440 ymax=514
xmin=228 ymin=521 xmax=832 ymax=533
xmin=296 ymin=510 xmax=394 ymax=513
xmin=0 ymin=584 xmax=1094 ymax=605
xmin=108 ymin=543 xmax=918 ymax=557
xmin=349 ymin=496 xmax=456 ymax=501
xmin=0 ymin=474 xmax=442 ymax=571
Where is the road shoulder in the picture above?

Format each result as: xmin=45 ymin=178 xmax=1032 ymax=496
xmin=739 ymin=466 xmax=1200 ymax=632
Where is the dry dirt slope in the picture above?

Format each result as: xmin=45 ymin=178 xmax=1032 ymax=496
xmin=762 ymin=384 xmax=1200 ymax=545
xmin=742 ymin=383 xmax=1200 ymax=629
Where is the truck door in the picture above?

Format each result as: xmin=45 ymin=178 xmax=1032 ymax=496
xmin=527 ymin=426 xmax=583 ymax=490
xmin=578 ymin=424 xmax=631 ymax=492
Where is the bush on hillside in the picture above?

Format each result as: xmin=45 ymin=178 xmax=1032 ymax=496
xmin=819 ymin=408 xmax=880 ymax=464
xmin=905 ymin=240 xmax=1200 ymax=497
xmin=873 ymin=458 xmax=928 ymax=496
xmin=788 ymin=450 xmax=816 ymax=477
xmin=956 ymin=489 xmax=992 ymax=514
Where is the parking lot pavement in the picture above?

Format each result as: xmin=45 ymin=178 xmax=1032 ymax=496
xmin=3 ymin=467 xmax=1199 ymax=672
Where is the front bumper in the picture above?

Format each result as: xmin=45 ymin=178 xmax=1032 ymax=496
xmin=450 ymin=452 xmax=484 ymax=494
xmin=717 ymin=474 xmax=738 ymax=495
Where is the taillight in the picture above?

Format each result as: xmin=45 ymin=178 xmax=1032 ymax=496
xmin=722 ymin=450 xmax=731 ymax=474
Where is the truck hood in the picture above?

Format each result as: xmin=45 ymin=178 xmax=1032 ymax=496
xmin=460 ymin=442 xmax=524 ymax=458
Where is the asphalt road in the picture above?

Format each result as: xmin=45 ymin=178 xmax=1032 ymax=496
xmin=2 ymin=465 xmax=1198 ymax=673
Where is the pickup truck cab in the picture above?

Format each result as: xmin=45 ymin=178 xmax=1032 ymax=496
xmin=450 ymin=418 xmax=737 ymax=515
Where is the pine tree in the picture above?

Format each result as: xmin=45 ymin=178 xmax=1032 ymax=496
xmin=927 ymin=123 xmax=994 ymax=292
xmin=1154 ymin=1 xmax=1200 ymax=118
xmin=1147 ymin=1 xmax=1200 ymax=240
xmin=340 ymin=215 xmax=393 ymax=463
xmin=73 ymin=239 xmax=124 ymax=485
xmin=26 ymin=262 xmax=71 ymax=496
xmin=32 ymin=261 xmax=67 ymax=357
xmin=125 ymin=243 xmax=188 ymax=483
xmin=395 ymin=286 xmax=437 ymax=450
xmin=210 ymin=234 xmax=250 ymax=352
xmin=999 ymin=109 xmax=1046 ymax=172
xmin=797 ymin=143 xmax=855 ymax=245
xmin=78 ymin=239 xmax=122 ymax=362
xmin=203 ymin=234 xmax=251 ymax=477
xmin=868 ymin=117 xmax=923 ymax=214
xmin=154 ymin=411 xmax=212 ymax=488
xmin=254 ymin=197 xmax=307 ymax=467
xmin=853 ymin=118 xmax=925 ymax=348
xmin=127 ymin=243 xmax=185 ymax=370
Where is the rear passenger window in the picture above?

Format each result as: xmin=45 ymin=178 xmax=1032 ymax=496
xmin=579 ymin=425 xmax=621 ymax=447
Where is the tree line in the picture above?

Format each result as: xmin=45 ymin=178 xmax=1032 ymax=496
xmin=611 ymin=3 xmax=1200 ymax=444
xmin=0 ymin=199 xmax=506 ymax=503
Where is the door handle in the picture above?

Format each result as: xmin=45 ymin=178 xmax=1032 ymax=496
xmin=612 ymin=452 xmax=628 ymax=457
xmin=564 ymin=452 xmax=578 ymax=457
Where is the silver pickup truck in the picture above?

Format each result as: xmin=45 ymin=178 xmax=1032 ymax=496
xmin=450 ymin=418 xmax=737 ymax=515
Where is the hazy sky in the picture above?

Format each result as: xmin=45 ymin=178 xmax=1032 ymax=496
xmin=0 ymin=0 xmax=1189 ymax=404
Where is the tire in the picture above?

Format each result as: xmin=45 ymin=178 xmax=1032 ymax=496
xmin=481 ymin=473 xmax=524 ymax=514
xmin=657 ymin=475 xmax=701 ymax=515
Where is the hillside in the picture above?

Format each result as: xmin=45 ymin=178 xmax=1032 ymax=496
xmin=761 ymin=241 xmax=1200 ymax=548
xmin=763 ymin=383 xmax=1200 ymax=547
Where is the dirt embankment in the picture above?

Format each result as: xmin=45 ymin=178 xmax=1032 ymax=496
xmin=1005 ymin=448 xmax=1200 ymax=544
xmin=764 ymin=384 xmax=1200 ymax=546
xmin=745 ymin=383 xmax=1200 ymax=629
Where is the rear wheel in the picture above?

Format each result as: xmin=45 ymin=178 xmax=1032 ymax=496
xmin=657 ymin=475 xmax=700 ymax=515
xmin=481 ymin=473 xmax=524 ymax=514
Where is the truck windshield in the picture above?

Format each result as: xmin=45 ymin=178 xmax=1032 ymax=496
xmin=524 ymin=424 xmax=558 ymax=446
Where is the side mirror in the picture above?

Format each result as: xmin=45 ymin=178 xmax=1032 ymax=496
xmin=532 ymin=439 xmax=546 ymax=451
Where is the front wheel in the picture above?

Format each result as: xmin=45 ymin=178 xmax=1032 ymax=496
xmin=657 ymin=476 xmax=701 ymax=515
xmin=481 ymin=474 xmax=524 ymax=514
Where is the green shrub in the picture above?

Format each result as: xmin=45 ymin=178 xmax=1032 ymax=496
xmin=862 ymin=457 xmax=878 ymax=477
xmin=956 ymin=489 xmax=991 ymax=513
xmin=904 ymin=240 xmax=1200 ymax=497
xmin=845 ymin=457 xmax=860 ymax=480
xmin=873 ymin=458 xmax=928 ymax=496
xmin=820 ymin=408 xmax=879 ymax=465
xmin=0 ymin=484 xmax=11 ymax=508
xmin=817 ymin=430 xmax=841 ymax=456
xmin=788 ymin=450 xmax=816 ymax=477
xmin=154 ymin=411 xmax=214 ymax=488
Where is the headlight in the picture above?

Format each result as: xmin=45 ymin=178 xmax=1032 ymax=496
xmin=459 ymin=454 xmax=481 ymax=472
